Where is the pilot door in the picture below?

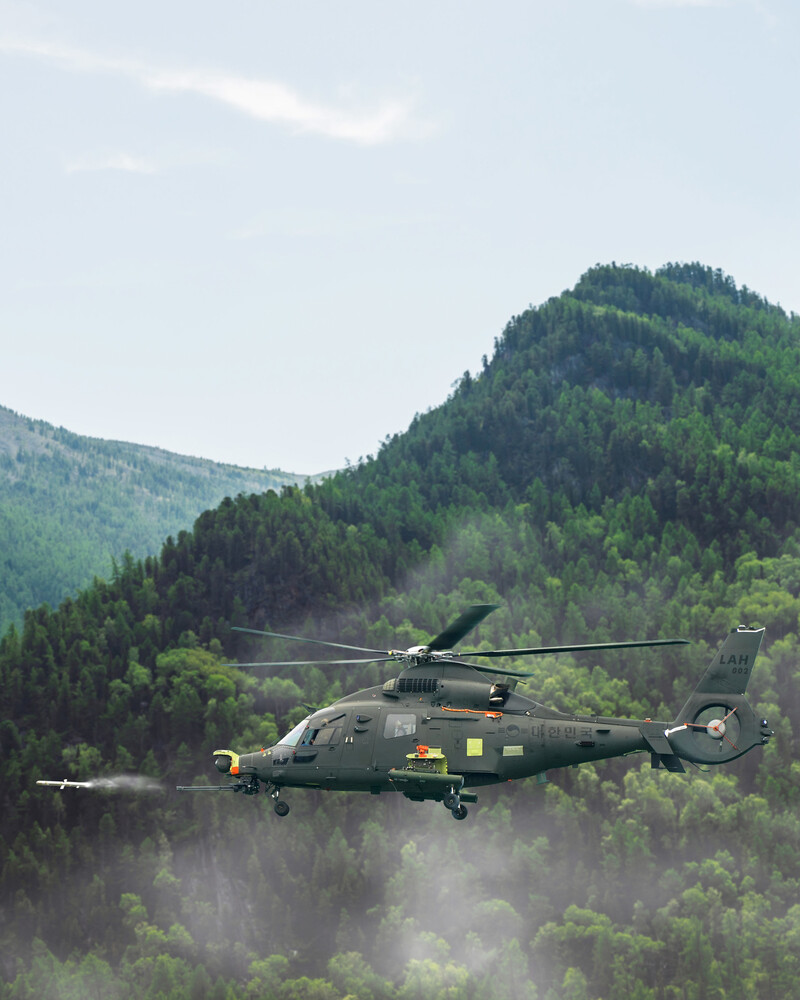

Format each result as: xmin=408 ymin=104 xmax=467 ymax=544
xmin=286 ymin=711 xmax=350 ymax=789
xmin=337 ymin=711 xmax=380 ymax=789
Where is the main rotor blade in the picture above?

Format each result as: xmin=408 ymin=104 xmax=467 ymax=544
xmin=458 ymin=638 xmax=690 ymax=658
xmin=232 ymin=626 xmax=388 ymax=655
xmin=455 ymin=660 xmax=535 ymax=678
xmin=224 ymin=656 xmax=395 ymax=668
xmin=427 ymin=604 xmax=501 ymax=651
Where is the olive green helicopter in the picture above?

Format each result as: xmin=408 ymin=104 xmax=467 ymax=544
xmin=175 ymin=605 xmax=774 ymax=821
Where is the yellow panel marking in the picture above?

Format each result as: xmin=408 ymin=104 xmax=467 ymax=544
xmin=503 ymin=745 xmax=524 ymax=756
xmin=466 ymin=738 xmax=483 ymax=757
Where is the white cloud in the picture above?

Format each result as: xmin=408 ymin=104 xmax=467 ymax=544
xmin=145 ymin=67 xmax=418 ymax=144
xmin=65 ymin=151 xmax=157 ymax=175
xmin=0 ymin=35 xmax=427 ymax=145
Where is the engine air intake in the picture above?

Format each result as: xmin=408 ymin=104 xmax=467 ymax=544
xmin=398 ymin=677 xmax=439 ymax=694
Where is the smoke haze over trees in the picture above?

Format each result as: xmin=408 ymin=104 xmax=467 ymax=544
xmin=2 ymin=263 xmax=800 ymax=999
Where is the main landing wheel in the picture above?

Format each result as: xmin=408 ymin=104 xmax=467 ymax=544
xmin=274 ymin=800 xmax=290 ymax=817
xmin=451 ymin=804 xmax=468 ymax=821
xmin=442 ymin=788 xmax=460 ymax=810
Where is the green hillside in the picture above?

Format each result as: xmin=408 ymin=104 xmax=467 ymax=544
xmin=0 ymin=406 xmax=314 ymax=636
xmin=2 ymin=263 xmax=799 ymax=1000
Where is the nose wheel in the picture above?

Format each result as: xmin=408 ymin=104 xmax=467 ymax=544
xmin=451 ymin=804 xmax=468 ymax=820
xmin=267 ymin=784 xmax=290 ymax=817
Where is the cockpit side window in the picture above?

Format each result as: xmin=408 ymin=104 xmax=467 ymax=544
xmin=299 ymin=712 xmax=346 ymax=746
xmin=312 ymin=726 xmax=342 ymax=746
xmin=384 ymin=713 xmax=416 ymax=739
xmin=279 ymin=717 xmax=311 ymax=747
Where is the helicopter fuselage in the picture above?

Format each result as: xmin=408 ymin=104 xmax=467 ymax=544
xmin=230 ymin=663 xmax=660 ymax=799
xmin=183 ymin=626 xmax=773 ymax=821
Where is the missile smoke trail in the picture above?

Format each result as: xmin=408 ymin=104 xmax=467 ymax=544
xmin=87 ymin=774 xmax=165 ymax=793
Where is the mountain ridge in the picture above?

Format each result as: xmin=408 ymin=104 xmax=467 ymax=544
xmin=0 ymin=403 xmax=318 ymax=477
xmin=0 ymin=403 xmax=323 ymax=635
xmin=328 ymin=262 xmax=800 ymax=563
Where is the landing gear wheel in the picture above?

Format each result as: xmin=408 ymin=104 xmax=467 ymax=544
xmin=451 ymin=804 xmax=468 ymax=821
xmin=274 ymin=800 xmax=290 ymax=817
xmin=442 ymin=788 xmax=460 ymax=810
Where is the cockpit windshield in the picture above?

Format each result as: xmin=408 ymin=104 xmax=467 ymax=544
xmin=278 ymin=716 xmax=311 ymax=748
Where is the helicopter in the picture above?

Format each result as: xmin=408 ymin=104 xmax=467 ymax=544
xmin=173 ymin=604 xmax=774 ymax=821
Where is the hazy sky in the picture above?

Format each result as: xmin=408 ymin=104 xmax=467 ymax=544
xmin=2 ymin=0 xmax=797 ymax=473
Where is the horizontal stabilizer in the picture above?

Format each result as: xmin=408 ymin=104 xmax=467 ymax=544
xmin=640 ymin=721 xmax=674 ymax=756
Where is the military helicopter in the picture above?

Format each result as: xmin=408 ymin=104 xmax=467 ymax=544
xmin=172 ymin=604 xmax=774 ymax=820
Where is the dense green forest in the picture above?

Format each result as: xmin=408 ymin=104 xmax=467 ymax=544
xmin=2 ymin=263 xmax=799 ymax=999
xmin=0 ymin=406 xmax=315 ymax=637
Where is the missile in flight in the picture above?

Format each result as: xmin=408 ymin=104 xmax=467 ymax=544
xmin=37 ymin=778 xmax=93 ymax=790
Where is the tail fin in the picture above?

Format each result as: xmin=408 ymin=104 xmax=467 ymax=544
xmin=679 ymin=625 xmax=763 ymax=706
xmin=664 ymin=626 xmax=772 ymax=767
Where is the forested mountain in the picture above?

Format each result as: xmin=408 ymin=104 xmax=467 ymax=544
xmin=0 ymin=406 xmax=314 ymax=636
xmin=2 ymin=263 xmax=800 ymax=1000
